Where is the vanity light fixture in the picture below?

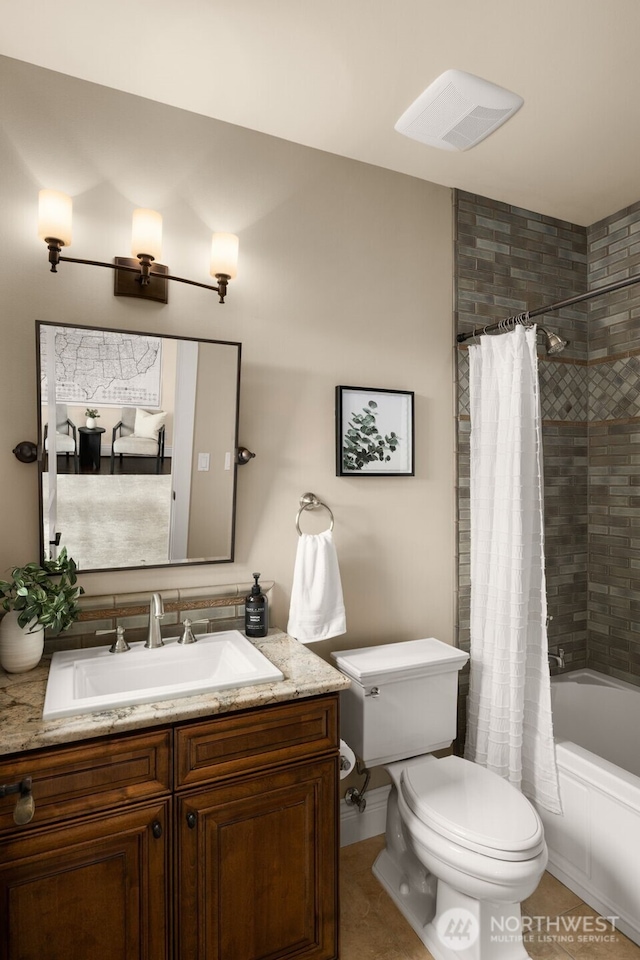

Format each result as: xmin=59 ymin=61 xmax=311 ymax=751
xmin=38 ymin=190 xmax=238 ymax=305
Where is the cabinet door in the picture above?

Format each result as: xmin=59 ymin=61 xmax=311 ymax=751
xmin=0 ymin=800 xmax=170 ymax=960
xmin=177 ymin=759 xmax=337 ymax=960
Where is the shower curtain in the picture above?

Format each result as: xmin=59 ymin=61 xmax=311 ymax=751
xmin=464 ymin=324 xmax=562 ymax=815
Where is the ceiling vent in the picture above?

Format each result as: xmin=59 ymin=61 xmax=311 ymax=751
xmin=395 ymin=69 xmax=524 ymax=151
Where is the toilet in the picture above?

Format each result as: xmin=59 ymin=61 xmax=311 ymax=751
xmin=331 ymin=638 xmax=547 ymax=960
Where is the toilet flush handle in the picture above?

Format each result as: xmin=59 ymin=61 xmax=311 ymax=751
xmin=365 ymin=686 xmax=381 ymax=698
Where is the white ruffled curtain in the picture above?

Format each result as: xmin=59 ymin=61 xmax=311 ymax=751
xmin=464 ymin=324 xmax=562 ymax=815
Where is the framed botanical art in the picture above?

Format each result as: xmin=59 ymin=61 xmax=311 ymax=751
xmin=336 ymin=385 xmax=415 ymax=476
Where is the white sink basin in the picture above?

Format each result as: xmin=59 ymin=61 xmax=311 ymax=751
xmin=43 ymin=630 xmax=284 ymax=720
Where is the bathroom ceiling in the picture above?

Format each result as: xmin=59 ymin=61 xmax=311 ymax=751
xmin=2 ymin=0 xmax=638 ymax=226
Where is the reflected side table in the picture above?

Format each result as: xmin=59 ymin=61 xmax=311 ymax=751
xmin=78 ymin=426 xmax=106 ymax=471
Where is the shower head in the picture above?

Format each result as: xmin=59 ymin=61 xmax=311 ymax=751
xmin=538 ymin=326 xmax=569 ymax=355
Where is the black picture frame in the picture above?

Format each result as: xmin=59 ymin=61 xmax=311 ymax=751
xmin=336 ymin=385 xmax=415 ymax=477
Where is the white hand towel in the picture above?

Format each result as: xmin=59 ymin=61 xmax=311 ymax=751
xmin=287 ymin=529 xmax=347 ymax=643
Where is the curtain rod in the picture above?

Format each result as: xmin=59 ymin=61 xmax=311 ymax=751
xmin=456 ymin=273 xmax=640 ymax=344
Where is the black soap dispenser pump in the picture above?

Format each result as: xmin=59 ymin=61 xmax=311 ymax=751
xmin=245 ymin=572 xmax=268 ymax=638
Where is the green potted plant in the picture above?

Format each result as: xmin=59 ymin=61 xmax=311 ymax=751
xmin=0 ymin=548 xmax=84 ymax=673
xmin=85 ymin=408 xmax=100 ymax=429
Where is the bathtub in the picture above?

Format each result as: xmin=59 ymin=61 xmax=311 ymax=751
xmin=535 ymin=669 xmax=640 ymax=945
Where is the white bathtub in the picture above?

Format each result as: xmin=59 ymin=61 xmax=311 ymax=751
xmin=535 ymin=669 xmax=640 ymax=945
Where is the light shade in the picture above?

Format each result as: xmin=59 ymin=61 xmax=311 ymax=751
xmin=131 ymin=208 xmax=163 ymax=261
xmin=38 ymin=190 xmax=72 ymax=247
xmin=210 ymin=232 xmax=238 ymax=279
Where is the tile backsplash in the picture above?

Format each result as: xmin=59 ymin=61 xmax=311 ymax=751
xmin=44 ymin=580 xmax=274 ymax=653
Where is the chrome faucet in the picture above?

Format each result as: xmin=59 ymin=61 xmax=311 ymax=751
xmin=548 ymin=647 xmax=565 ymax=669
xmin=145 ymin=593 xmax=165 ymax=649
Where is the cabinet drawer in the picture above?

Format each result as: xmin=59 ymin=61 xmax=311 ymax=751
xmin=0 ymin=728 xmax=171 ymax=834
xmin=176 ymin=694 xmax=338 ymax=789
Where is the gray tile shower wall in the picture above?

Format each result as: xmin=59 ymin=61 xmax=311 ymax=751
xmin=455 ymin=191 xmax=589 ymax=747
xmin=455 ymin=189 xmax=589 ymax=649
xmin=456 ymin=192 xmax=640 ymax=744
xmin=456 ymin=192 xmax=589 ymax=362
xmin=587 ymin=202 xmax=640 ymax=687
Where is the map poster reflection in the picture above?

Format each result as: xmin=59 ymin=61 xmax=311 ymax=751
xmin=39 ymin=326 xmax=163 ymax=408
xmin=36 ymin=321 xmax=242 ymax=573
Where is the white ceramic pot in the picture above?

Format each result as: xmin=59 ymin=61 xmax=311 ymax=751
xmin=0 ymin=611 xmax=45 ymax=673
xmin=86 ymin=417 xmax=96 ymax=429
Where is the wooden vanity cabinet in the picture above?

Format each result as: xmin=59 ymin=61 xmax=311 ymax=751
xmin=0 ymin=693 xmax=340 ymax=960
xmin=175 ymin=696 xmax=339 ymax=960
xmin=0 ymin=730 xmax=172 ymax=960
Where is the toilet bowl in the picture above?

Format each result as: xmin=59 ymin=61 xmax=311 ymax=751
xmin=398 ymin=755 xmax=546 ymax=894
xmin=375 ymin=754 xmax=547 ymax=960
xmin=331 ymin=638 xmax=548 ymax=960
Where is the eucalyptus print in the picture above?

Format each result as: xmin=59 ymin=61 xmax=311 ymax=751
xmin=342 ymin=400 xmax=399 ymax=471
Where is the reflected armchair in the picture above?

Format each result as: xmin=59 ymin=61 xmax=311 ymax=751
xmin=110 ymin=406 xmax=166 ymax=474
xmin=44 ymin=404 xmax=79 ymax=473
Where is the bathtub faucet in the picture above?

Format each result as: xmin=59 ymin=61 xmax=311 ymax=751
xmin=548 ymin=648 xmax=565 ymax=669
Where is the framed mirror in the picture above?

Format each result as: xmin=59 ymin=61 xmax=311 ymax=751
xmin=36 ymin=320 xmax=242 ymax=572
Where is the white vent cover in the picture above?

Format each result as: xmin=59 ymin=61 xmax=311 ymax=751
xmin=395 ymin=69 xmax=523 ymax=151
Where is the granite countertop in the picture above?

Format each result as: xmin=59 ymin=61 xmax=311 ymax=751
xmin=0 ymin=629 xmax=350 ymax=757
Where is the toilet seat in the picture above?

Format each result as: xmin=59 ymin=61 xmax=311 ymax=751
xmin=400 ymin=756 xmax=545 ymax=862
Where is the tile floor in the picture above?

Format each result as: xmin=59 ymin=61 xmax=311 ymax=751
xmin=340 ymin=835 xmax=640 ymax=960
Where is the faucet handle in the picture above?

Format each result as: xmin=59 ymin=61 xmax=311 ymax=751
xmin=96 ymin=625 xmax=130 ymax=654
xmin=178 ymin=618 xmax=208 ymax=645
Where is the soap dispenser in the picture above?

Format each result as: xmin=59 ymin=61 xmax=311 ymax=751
xmin=245 ymin=572 xmax=268 ymax=638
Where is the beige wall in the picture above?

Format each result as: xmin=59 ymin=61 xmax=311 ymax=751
xmin=0 ymin=55 xmax=455 ymax=652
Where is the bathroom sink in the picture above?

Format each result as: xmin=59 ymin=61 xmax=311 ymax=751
xmin=43 ymin=630 xmax=284 ymax=720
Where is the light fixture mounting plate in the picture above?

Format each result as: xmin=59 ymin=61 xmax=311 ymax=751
xmin=113 ymin=257 xmax=169 ymax=303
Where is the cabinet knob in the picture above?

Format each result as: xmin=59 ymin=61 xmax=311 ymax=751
xmin=186 ymin=812 xmax=197 ymax=830
xmin=152 ymin=820 xmax=163 ymax=839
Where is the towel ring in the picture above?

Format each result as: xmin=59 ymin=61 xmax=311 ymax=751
xmin=296 ymin=492 xmax=335 ymax=536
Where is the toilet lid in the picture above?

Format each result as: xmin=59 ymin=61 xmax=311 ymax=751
xmin=331 ymin=638 xmax=468 ymax=686
xmin=401 ymin=756 xmax=545 ymax=861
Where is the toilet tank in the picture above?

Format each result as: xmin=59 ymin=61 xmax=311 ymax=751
xmin=331 ymin=638 xmax=469 ymax=767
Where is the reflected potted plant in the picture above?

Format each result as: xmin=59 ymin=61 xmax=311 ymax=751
xmin=85 ymin=408 xmax=100 ymax=429
xmin=0 ymin=548 xmax=84 ymax=673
